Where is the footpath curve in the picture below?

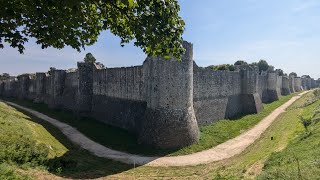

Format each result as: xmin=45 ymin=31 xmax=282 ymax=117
xmin=0 ymin=91 xmax=307 ymax=167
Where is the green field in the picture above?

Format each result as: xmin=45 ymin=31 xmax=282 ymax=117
xmin=1 ymin=93 xmax=297 ymax=156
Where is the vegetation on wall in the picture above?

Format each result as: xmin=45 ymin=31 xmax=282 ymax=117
xmin=0 ymin=73 xmax=10 ymax=80
xmin=84 ymin=53 xmax=97 ymax=64
xmin=208 ymin=64 xmax=235 ymax=71
xmin=234 ymin=60 xmax=248 ymax=66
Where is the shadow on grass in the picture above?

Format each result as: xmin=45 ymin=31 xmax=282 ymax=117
xmin=1 ymin=96 xmax=176 ymax=156
xmin=0 ymin=99 xmax=176 ymax=179
xmin=9 ymin=106 xmax=138 ymax=179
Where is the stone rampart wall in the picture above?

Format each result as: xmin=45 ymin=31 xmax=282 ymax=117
xmin=0 ymin=41 xmax=318 ymax=149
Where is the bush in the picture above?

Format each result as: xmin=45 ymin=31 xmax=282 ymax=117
xmin=48 ymin=158 xmax=78 ymax=174
xmin=234 ymin=60 xmax=248 ymax=66
xmin=0 ymin=135 xmax=49 ymax=166
xmin=0 ymin=163 xmax=30 ymax=180
xmin=209 ymin=64 xmax=235 ymax=71
xmin=298 ymin=116 xmax=312 ymax=132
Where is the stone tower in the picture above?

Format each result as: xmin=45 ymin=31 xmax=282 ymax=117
xmin=139 ymin=41 xmax=200 ymax=149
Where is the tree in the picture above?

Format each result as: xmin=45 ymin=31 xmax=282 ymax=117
xmin=302 ymin=75 xmax=311 ymax=78
xmin=0 ymin=73 xmax=10 ymax=80
xmin=1 ymin=0 xmax=185 ymax=60
xmin=84 ymin=53 xmax=96 ymax=63
xmin=209 ymin=64 xmax=235 ymax=71
xmin=257 ymin=60 xmax=269 ymax=73
xmin=234 ymin=60 xmax=248 ymax=66
xmin=290 ymin=72 xmax=298 ymax=77
xmin=275 ymin=69 xmax=284 ymax=76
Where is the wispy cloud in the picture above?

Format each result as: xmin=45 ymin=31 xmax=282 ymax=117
xmin=292 ymin=0 xmax=320 ymax=13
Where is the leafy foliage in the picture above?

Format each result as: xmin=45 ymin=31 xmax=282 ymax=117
xmin=234 ymin=60 xmax=248 ymax=66
xmin=257 ymin=59 xmax=270 ymax=72
xmin=0 ymin=73 xmax=10 ymax=81
xmin=275 ymin=69 xmax=284 ymax=76
xmin=0 ymin=135 xmax=49 ymax=166
xmin=84 ymin=53 xmax=96 ymax=63
xmin=0 ymin=0 xmax=185 ymax=59
xmin=209 ymin=64 xmax=235 ymax=71
xmin=290 ymin=72 xmax=298 ymax=77
xmin=298 ymin=115 xmax=311 ymax=132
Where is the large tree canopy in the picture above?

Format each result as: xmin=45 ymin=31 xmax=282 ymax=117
xmin=0 ymin=0 xmax=185 ymax=59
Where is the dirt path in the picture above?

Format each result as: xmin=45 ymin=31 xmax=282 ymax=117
xmin=1 ymin=91 xmax=307 ymax=167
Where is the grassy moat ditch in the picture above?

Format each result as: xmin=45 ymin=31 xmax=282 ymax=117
xmin=2 ymin=90 xmax=320 ymax=179
xmin=0 ymin=93 xmax=297 ymax=157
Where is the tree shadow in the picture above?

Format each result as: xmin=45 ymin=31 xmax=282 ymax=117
xmin=4 ymin=103 xmax=160 ymax=179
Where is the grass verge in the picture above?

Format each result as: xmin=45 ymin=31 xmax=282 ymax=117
xmin=1 ymin=91 xmax=318 ymax=179
xmin=1 ymin=93 xmax=297 ymax=156
xmin=0 ymin=101 xmax=133 ymax=179
xmin=258 ymin=89 xmax=320 ymax=179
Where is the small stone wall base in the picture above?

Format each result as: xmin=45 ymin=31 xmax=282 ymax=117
xmin=281 ymin=88 xmax=291 ymax=96
xmin=240 ymin=93 xmax=263 ymax=114
xmin=264 ymin=90 xmax=280 ymax=103
xmin=139 ymin=107 xmax=199 ymax=149
xmin=77 ymin=95 xmax=92 ymax=117
xmin=34 ymin=96 xmax=45 ymax=103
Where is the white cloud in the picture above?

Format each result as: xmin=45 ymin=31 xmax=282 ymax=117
xmin=292 ymin=0 xmax=320 ymax=13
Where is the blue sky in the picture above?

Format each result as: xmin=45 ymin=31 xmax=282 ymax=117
xmin=1 ymin=0 xmax=320 ymax=78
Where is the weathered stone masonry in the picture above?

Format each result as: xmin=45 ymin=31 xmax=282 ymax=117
xmin=0 ymin=41 xmax=319 ymax=149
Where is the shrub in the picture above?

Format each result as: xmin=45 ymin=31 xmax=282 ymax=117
xmin=0 ymin=135 xmax=49 ymax=166
xmin=298 ymin=116 xmax=312 ymax=132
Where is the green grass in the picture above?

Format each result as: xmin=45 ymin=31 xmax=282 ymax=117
xmin=0 ymin=101 xmax=133 ymax=179
xmin=106 ymin=90 xmax=317 ymax=179
xmin=0 ymin=93 xmax=297 ymax=156
xmin=172 ymin=93 xmax=298 ymax=155
xmin=1 ymin=91 xmax=319 ymax=179
xmin=258 ymin=90 xmax=320 ymax=179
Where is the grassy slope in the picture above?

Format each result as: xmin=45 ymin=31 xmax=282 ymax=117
xmin=1 ymin=91 xmax=317 ymax=179
xmin=258 ymin=90 xmax=320 ymax=179
xmin=1 ymin=93 xmax=297 ymax=156
xmin=0 ymin=101 xmax=66 ymax=179
xmin=112 ymin=93 xmax=308 ymax=179
xmin=0 ymin=102 xmax=132 ymax=179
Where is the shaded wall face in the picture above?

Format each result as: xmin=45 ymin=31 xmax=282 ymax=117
xmin=289 ymin=76 xmax=295 ymax=93
xmin=91 ymin=66 xmax=146 ymax=133
xmin=139 ymin=41 xmax=200 ymax=149
xmin=0 ymin=81 xmax=4 ymax=96
xmin=62 ymin=71 xmax=79 ymax=111
xmin=193 ymin=68 xmax=242 ymax=125
xmin=257 ymin=75 xmax=268 ymax=101
xmin=281 ymin=76 xmax=291 ymax=96
xmin=93 ymin=66 xmax=144 ymax=101
xmin=294 ymin=78 xmax=302 ymax=92
xmin=262 ymin=73 xmax=282 ymax=103
xmin=193 ymin=66 xmax=263 ymax=125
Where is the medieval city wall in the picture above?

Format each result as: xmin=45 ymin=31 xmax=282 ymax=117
xmin=294 ymin=77 xmax=303 ymax=92
xmin=193 ymin=66 xmax=242 ymax=125
xmin=0 ymin=41 xmax=319 ymax=149
xmin=289 ymin=76 xmax=296 ymax=93
xmin=281 ymin=76 xmax=291 ymax=96
xmin=91 ymin=66 xmax=146 ymax=133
